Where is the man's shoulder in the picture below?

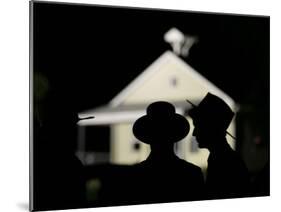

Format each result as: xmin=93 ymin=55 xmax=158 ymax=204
xmin=177 ymin=158 xmax=203 ymax=172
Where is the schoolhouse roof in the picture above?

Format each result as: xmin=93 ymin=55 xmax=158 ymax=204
xmin=110 ymin=50 xmax=235 ymax=108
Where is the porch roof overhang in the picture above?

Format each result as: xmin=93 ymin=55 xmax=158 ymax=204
xmin=78 ymin=101 xmax=194 ymax=126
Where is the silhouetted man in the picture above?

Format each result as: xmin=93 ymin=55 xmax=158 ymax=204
xmin=189 ymin=93 xmax=250 ymax=199
xmin=34 ymin=92 xmax=86 ymax=210
xmin=130 ymin=101 xmax=205 ymax=204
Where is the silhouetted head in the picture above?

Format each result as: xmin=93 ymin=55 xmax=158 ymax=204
xmin=189 ymin=93 xmax=234 ymax=149
xmin=40 ymin=92 xmax=80 ymax=151
xmin=133 ymin=101 xmax=190 ymax=145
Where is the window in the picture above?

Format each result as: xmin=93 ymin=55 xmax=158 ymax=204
xmin=190 ymin=137 xmax=199 ymax=152
xmin=170 ymin=76 xmax=178 ymax=87
xmin=131 ymin=139 xmax=141 ymax=151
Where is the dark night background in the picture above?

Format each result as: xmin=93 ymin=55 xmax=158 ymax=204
xmin=31 ymin=1 xmax=269 ymax=210
xmin=33 ymin=2 xmax=269 ymax=111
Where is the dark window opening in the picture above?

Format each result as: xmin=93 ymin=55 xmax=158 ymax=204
xmin=85 ymin=126 xmax=110 ymax=152
xmin=82 ymin=126 xmax=110 ymax=165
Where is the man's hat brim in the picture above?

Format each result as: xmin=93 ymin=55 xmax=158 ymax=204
xmin=133 ymin=113 xmax=190 ymax=144
xmin=188 ymin=107 xmax=199 ymax=120
xmin=188 ymin=93 xmax=234 ymax=131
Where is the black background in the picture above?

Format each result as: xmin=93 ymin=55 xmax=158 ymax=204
xmin=33 ymin=1 xmax=269 ymax=113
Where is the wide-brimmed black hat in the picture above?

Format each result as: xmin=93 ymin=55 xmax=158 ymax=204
xmin=189 ymin=93 xmax=234 ymax=131
xmin=133 ymin=101 xmax=190 ymax=144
